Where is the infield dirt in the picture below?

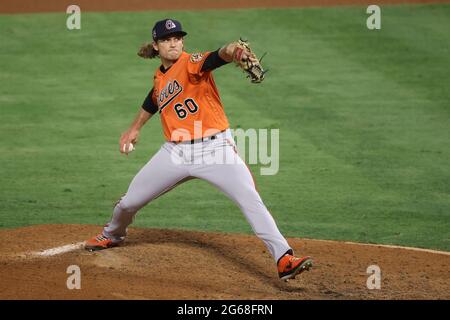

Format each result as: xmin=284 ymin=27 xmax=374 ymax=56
xmin=1 ymin=224 xmax=449 ymax=299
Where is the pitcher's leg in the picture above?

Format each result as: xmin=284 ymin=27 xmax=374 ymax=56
xmin=192 ymin=145 xmax=291 ymax=262
xmin=104 ymin=144 xmax=190 ymax=241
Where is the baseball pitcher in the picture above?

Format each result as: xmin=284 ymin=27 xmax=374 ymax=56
xmin=85 ymin=18 xmax=312 ymax=280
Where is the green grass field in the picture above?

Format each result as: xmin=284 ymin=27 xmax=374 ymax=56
xmin=1 ymin=4 xmax=449 ymax=251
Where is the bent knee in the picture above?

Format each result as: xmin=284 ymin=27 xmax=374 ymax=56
xmin=114 ymin=196 xmax=142 ymax=213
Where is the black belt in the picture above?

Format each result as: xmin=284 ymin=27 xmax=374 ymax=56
xmin=172 ymin=129 xmax=227 ymax=145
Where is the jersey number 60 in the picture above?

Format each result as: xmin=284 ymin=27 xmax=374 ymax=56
xmin=174 ymin=98 xmax=199 ymax=119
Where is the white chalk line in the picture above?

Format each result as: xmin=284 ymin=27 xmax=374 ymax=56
xmin=30 ymin=242 xmax=85 ymax=257
xmin=306 ymin=239 xmax=450 ymax=256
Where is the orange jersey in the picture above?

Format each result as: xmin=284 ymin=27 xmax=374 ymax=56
xmin=151 ymin=51 xmax=230 ymax=142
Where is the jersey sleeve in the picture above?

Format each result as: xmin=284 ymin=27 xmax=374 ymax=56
xmin=186 ymin=51 xmax=212 ymax=79
xmin=201 ymin=49 xmax=229 ymax=72
xmin=141 ymin=87 xmax=159 ymax=114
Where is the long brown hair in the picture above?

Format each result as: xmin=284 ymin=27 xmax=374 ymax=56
xmin=137 ymin=43 xmax=159 ymax=59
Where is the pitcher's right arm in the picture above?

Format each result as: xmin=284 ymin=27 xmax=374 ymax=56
xmin=120 ymin=88 xmax=158 ymax=154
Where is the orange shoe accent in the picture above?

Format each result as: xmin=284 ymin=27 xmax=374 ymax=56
xmin=84 ymin=233 xmax=120 ymax=252
xmin=278 ymin=255 xmax=313 ymax=280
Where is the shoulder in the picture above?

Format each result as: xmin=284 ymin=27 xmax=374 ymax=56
xmin=189 ymin=52 xmax=206 ymax=63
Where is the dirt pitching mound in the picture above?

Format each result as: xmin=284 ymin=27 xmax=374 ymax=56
xmin=0 ymin=224 xmax=449 ymax=299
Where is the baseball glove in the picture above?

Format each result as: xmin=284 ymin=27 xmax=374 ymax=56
xmin=232 ymin=38 xmax=267 ymax=83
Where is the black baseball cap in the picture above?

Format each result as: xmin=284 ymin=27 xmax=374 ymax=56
xmin=152 ymin=18 xmax=187 ymax=41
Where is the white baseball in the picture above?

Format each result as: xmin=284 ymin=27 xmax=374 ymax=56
xmin=122 ymin=142 xmax=134 ymax=153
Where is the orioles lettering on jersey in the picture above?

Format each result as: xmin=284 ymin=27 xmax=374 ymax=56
xmin=157 ymin=79 xmax=183 ymax=113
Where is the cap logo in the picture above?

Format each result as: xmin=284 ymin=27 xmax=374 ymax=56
xmin=165 ymin=20 xmax=176 ymax=30
xmin=152 ymin=30 xmax=157 ymax=39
